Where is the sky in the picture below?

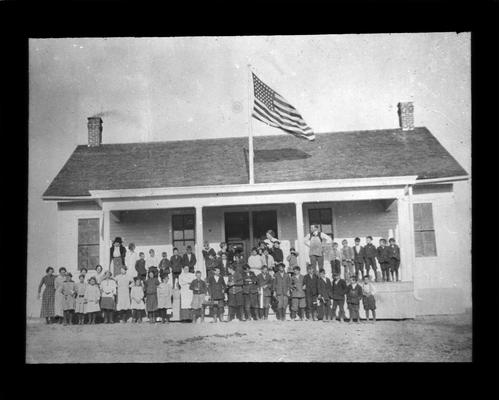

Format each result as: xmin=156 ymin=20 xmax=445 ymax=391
xmin=28 ymin=33 xmax=471 ymax=316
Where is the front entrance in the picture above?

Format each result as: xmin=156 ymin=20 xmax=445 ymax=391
xmin=224 ymin=210 xmax=278 ymax=259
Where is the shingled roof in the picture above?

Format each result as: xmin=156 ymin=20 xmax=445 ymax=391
xmin=43 ymin=127 xmax=468 ymax=198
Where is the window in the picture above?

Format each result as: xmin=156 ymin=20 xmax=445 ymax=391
xmin=172 ymin=214 xmax=195 ymax=252
xmin=308 ymin=208 xmax=333 ymax=238
xmin=413 ymin=203 xmax=437 ymax=257
xmin=78 ymin=218 xmax=100 ymax=270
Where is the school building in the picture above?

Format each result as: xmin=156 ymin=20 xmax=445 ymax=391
xmin=41 ymin=103 xmax=470 ymax=319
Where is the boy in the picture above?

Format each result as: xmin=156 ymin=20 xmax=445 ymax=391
xmin=317 ymin=269 xmax=332 ymax=322
xmin=261 ymin=248 xmax=275 ymax=272
xmin=341 ymin=239 xmax=354 ymax=281
xmin=242 ymin=264 xmax=259 ymax=320
xmin=304 ymin=225 xmax=333 ymax=270
xmin=272 ymin=263 xmax=291 ymax=321
xmin=183 ymin=245 xmax=197 ymax=273
xmin=329 ymin=242 xmax=342 ymax=277
xmin=170 ymin=247 xmax=183 ymax=285
xmin=256 ymin=265 xmax=273 ymax=320
xmin=303 ymin=264 xmax=319 ymax=321
xmin=226 ymin=264 xmax=244 ymax=322
xmin=232 ymin=250 xmax=246 ymax=274
xmin=247 ymin=247 xmax=263 ymax=275
xmin=364 ymin=236 xmax=378 ymax=281
xmin=135 ymin=252 xmax=147 ymax=281
xmin=286 ymin=247 xmax=299 ymax=273
xmin=158 ymin=252 xmax=171 ymax=279
xmin=215 ymin=253 xmax=230 ymax=276
xmin=377 ymin=238 xmax=391 ymax=282
xmin=361 ymin=275 xmax=376 ymax=322
xmin=203 ymin=241 xmax=217 ymax=275
xmin=331 ymin=272 xmax=347 ymax=322
xmin=353 ymin=237 xmax=365 ymax=280
xmin=290 ymin=266 xmax=306 ymax=321
xmin=388 ymin=238 xmax=401 ymax=282
xmin=207 ymin=266 xmax=227 ymax=322
xmin=189 ymin=271 xmax=207 ymax=323
xmin=346 ymin=275 xmax=363 ymax=323
xmin=146 ymin=249 xmax=159 ymax=271
xmin=271 ymin=241 xmax=284 ymax=264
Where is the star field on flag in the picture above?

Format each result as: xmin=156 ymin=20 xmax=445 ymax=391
xmin=252 ymin=73 xmax=315 ymax=141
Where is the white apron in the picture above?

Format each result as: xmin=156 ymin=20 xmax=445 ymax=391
xmin=179 ymin=272 xmax=195 ymax=310
xmin=116 ymin=274 xmax=132 ymax=310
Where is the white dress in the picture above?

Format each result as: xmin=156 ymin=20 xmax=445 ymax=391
xmin=115 ymin=274 xmax=132 ymax=310
xmin=54 ymin=275 xmax=65 ymax=317
xmin=130 ymin=286 xmax=145 ymax=310
xmin=125 ymin=250 xmax=138 ymax=278
xmin=179 ymin=271 xmax=195 ymax=310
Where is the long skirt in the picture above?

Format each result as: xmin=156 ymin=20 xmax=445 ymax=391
xmin=40 ymin=288 xmax=55 ymax=318
xmin=101 ymin=296 xmax=116 ymax=310
xmin=146 ymin=293 xmax=158 ymax=312
xmin=54 ymin=291 xmax=64 ymax=317
xmin=112 ymin=257 xmax=123 ymax=278
xmin=75 ymin=296 xmax=86 ymax=313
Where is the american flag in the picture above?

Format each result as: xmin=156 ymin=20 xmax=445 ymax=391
xmin=252 ymin=73 xmax=315 ymax=141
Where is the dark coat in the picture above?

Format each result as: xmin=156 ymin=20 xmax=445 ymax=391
xmin=290 ymin=274 xmax=305 ymax=298
xmin=303 ymin=273 xmax=319 ymax=297
xmin=182 ymin=253 xmax=197 ymax=270
xmin=207 ymin=274 xmax=226 ymax=300
xmin=256 ymin=272 xmax=273 ymax=297
xmin=110 ymin=245 xmax=126 ymax=264
xmin=227 ymin=271 xmax=243 ymax=295
xmin=242 ymin=271 xmax=258 ymax=294
xmin=271 ymin=247 xmax=284 ymax=263
xmin=353 ymin=245 xmax=366 ymax=263
xmin=158 ymin=258 xmax=171 ymax=273
xmin=317 ymin=277 xmax=333 ymax=299
xmin=376 ymin=246 xmax=391 ymax=263
xmin=331 ymin=278 xmax=348 ymax=300
xmin=170 ymin=255 xmax=183 ymax=273
xmin=272 ymin=272 xmax=291 ymax=296
xmin=135 ymin=259 xmax=147 ymax=276
xmin=215 ymin=257 xmax=230 ymax=275
xmin=189 ymin=278 xmax=207 ymax=295
xmin=346 ymin=284 xmax=363 ymax=304
xmin=387 ymin=244 xmax=401 ymax=260
xmin=144 ymin=277 xmax=160 ymax=295
xmin=364 ymin=243 xmax=377 ymax=259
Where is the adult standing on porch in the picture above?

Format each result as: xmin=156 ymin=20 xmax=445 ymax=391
xmin=263 ymin=230 xmax=278 ymax=250
xmin=110 ymin=237 xmax=127 ymax=277
xmin=125 ymin=242 xmax=138 ymax=278
xmin=304 ymin=225 xmax=332 ymax=271
xmin=178 ymin=265 xmax=195 ymax=321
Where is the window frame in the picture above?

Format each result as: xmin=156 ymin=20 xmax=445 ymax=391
xmin=413 ymin=202 xmax=437 ymax=257
xmin=308 ymin=208 xmax=333 ymax=238
xmin=172 ymin=213 xmax=196 ymax=250
xmin=77 ymin=218 xmax=100 ymax=271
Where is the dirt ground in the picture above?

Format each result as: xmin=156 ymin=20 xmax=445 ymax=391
xmin=26 ymin=313 xmax=472 ymax=363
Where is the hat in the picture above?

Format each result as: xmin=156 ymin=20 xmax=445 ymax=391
xmin=113 ymin=237 xmax=123 ymax=244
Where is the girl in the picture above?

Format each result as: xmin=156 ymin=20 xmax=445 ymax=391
xmin=361 ymin=275 xmax=377 ymax=322
xmin=37 ymin=266 xmax=56 ymax=324
xmin=144 ymin=270 xmax=160 ymax=323
xmin=84 ymin=277 xmax=101 ymax=324
xmin=100 ymin=271 xmax=117 ymax=323
xmin=115 ymin=266 xmax=133 ymax=323
xmin=54 ymin=267 xmax=67 ymax=324
xmin=157 ymin=275 xmax=173 ymax=323
xmin=130 ymin=277 xmax=145 ymax=323
xmin=74 ymin=274 xmax=87 ymax=324
xmin=94 ymin=264 xmax=105 ymax=285
xmin=62 ymin=273 xmax=76 ymax=325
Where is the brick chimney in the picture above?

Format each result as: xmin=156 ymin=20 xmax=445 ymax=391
xmin=397 ymin=102 xmax=414 ymax=131
xmin=87 ymin=117 xmax=103 ymax=146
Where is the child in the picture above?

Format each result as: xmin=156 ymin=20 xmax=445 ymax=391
xmin=146 ymin=248 xmax=159 ymax=271
xmin=218 ymin=242 xmax=228 ymax=258
xmin=183 ymin=245 xmax=197 ymax=273
xmin=261 ymin=248 xmax=275 ymax=272
xmin=247 ymin=247 xmax=263 ymax=275
xmin=157 ymin=275 xmax=173 ymax=323
xmin=62 ymin=273 xmax=76 ymax=325
xmin=144 ymin=271 xmax=160 ymax=323
xmin=377 ymin=238 xmax=391 ymax=282
xmin=256 ymin=265 xmax=273 ymax=320
xmin=80 ymin=267 xmax=89 ymax=282
xmin=215 ymin=253 xmax=229 ymax=276
xmin=388 ymin=238 xmax=401 ymax=282
xmin=331 ymin=272 xmax=347 ymax=322
xmin=135 ymin=252 xmax=147 ymax=281
xmin=130 ymin=277 xmax=146 ymax=323
xmin=74 ymin=274 xmax=87 ymax=325
xmin=207 ymin=266 xmax=227 ymax=323
xmin=116 ymin=266 xmax=133 ymax=323
xmin=317 ymin=269 xmax=332 ymax=322
xmin=290 ymin=266 xmax=306 ymax=321
xmin=189 ymin=271 xmax=207 ymax=323
xmin=232 ymin=250 xmax=246 ymax=274
xmin=226 ymin=264 xmax=244 ymax=322
xmin=352 ymin=238 xmax=365 ymax=280
xmin=84 ymin=277 xmax=101 ymax=324
xmin=272 ymin=263 xmax=291 ymax=321
xmin=341 ymin=240 xmax=354 ymax=281
xmin=158 ymin=252 xmax=171 ymax=279
xmin=303 ymin=264 xmax=319 ymax=321
xmin=364 ymin=236 xmax=378 ymax=281
xmin=329 ymin=242 xmax=342 ymax=277
xmin=202 ymin=241 xmax=216 ymax=263
xmin=346 ymin=275 xmax=363 ymax=323
xmin=241 ymin=264 xmax=259 ymax=321
xmin=271 ymin=241 xmax=284 ymax=264
xmin=361 ymin=275 xmax=376 ymax=322
xmin=170 ymin=247 xmax=183 ymax=285
xmin=286 ymin=247 xmax=299 ymax=273
xmin=100 ymin=271 xmax=117 ymax=324
xmin=94 ymin=264 xmax=106 ymax=284
xmin=203 ymin=242 xmax=217 ymax=276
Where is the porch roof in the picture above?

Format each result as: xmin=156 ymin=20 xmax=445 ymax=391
xmin=43 ymin=127 xmax=468 ymax=198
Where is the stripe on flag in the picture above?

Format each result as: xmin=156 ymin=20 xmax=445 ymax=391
xmin=251 ymin=73 xmax=315 ymax=141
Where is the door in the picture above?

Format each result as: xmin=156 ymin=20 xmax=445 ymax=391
xmin=224 ymin=212 xmax=250 ymax=259
xmin=252 ymin=210 xmax=278 ymax=247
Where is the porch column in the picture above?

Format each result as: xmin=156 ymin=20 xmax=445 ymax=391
xmin=397 ymin=189 xmax=415 ymax=281
xmin=100 ymin=209 xmax=111 ymax=272
xmin=295 ymin=201 xmax=306 ymax=268
xmin=195 ymin=205 xmax=205 ymax=277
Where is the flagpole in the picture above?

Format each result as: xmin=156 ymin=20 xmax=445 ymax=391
xmin=247 ymin=64 xmax=255 ymax=184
